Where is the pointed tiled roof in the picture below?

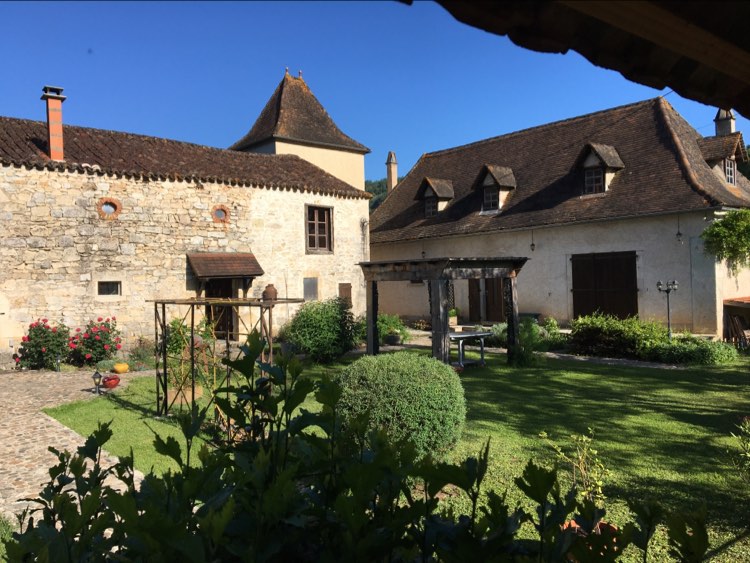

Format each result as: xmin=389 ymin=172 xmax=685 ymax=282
xmin=229 ymin=72 xmax=370 ymax=154
xmin=370 ymin=98 xmax=750 ymax=245
xmin=0 ymin=116 xmax=369 ymax=200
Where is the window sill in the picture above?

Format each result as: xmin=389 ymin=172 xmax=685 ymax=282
xmin=479 ymin=209 xmax=500 ymax=216
xmin=579 ymin=191 xmax=608 ymax=200
xmin=306 ymin=249 xmax=334 ymax=255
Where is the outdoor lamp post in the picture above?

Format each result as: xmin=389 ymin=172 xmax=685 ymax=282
xmin=92 ymin=370 xmax=102 ymax=395
xmin=656 ymin=280 xmax=679 ymax=339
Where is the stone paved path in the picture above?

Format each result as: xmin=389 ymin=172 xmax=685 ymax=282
xmin=0 ymin=369 xmax=148 ymax=522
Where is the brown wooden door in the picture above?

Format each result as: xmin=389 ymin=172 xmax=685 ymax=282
xmin=468 ymin=278 xmax=505 ymax=323
xmin=205 ymin=278 xmax=236 ymax=339
xmin=469 ymin=279 xmax=481 ymax=322
xmin=486 ymin=278 xmax=505 ymax=323
xmin=572 ymin=251 xmax=638 ymax=319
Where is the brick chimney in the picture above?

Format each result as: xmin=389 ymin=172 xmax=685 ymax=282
xmin=386 ymin=151 xmax=398 ymax=192
xmin=41 ymin=85 xmax=66 ymax=161
xmin=714 ymin=108 xmax=736 ymax=136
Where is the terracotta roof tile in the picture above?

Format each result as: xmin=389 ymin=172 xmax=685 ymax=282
xmin=370 ymin=98 xmax=750 ymax=245
xmin=229 ymin=73 xmax=370 ymax=154
xmin=187 ymin=253 xmax=264 ymax=279
xmin=0 ymin=117 xmax=369 ymax=200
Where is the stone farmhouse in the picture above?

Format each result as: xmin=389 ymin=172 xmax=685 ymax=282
xmin=0 ymin=72 xmax=371 ymax=366
xmin=370 ymin=98 xmax=750 ymax=338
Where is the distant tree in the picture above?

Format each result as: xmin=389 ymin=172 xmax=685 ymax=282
xmin=739 ymin=146 xmax=750 ymax=180
xmin=700 ymin=209 xmax=750 ymax=275
xmin=365 ymin=177 xmax=403 ymax=212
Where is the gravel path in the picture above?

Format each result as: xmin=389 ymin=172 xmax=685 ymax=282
xmin=0 ymin=369 xmax=147 ymax=522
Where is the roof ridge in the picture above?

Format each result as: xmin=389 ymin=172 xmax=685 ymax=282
xmin=423 ymin=98 xmax=659 ymax=160
xmin=656 ymin=97 xmax=720 ymax=206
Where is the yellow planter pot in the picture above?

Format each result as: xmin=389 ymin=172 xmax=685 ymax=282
xmin=112 ymin=362 xmax=129 ymax=374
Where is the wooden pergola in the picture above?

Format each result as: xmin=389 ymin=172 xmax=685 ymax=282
xmin=359 ymin=257 xmax=527 ymax=364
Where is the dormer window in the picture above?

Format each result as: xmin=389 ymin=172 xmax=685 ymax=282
xmin=416 ymin=177 xmax=454 ymax=218
xmin=578 ymin=143 xmax=625 ymax=195
xmin=475 ymin=165 xmax=516 ymax=214
xmin=584 ymin=167 xmax=604 ymax=194
xmin=425 ymin=194 xmax=437 ymax=218
xmin=725 ymin=158 xmax=736 ymax=185
xmin=483 ymin=186 xmax=499 ymax=211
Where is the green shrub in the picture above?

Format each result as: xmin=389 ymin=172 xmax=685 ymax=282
xmin=335 ymin=351 xmax=466 ymax=459
xmin=0 ymin=513 xmax=13 ymax=561
xmin=68 ymin=317 xmax=122 ymax=366
xmin=95 ymin=359 xmax=117 ymax=372
xmin=541 ymin=317 xmax=569 ymax=351
xmin=570 ymin=313 xmax=668 ymax=359
xmin=639 ymin=335 xmax=738 ymax=365
xmin=127 ymin=336 xmax=156 ymax=371
xmin=509 ymin=317 xmax=543 ymax=367
xmin=487 ymin=322 xmax=508 ymax=347
xmin=16 ymin=319 xmax=70 ymax=370
xmin=377 ymin=313 xmax=410 ymax=344
xmin=283 ymin=297 xmax=356 ymax=363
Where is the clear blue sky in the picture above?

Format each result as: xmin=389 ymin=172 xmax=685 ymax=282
xmin=3 ymin=1 xmax=748 ymax=181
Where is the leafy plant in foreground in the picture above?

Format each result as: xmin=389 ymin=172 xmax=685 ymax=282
xmin=5 ymin=332 xmax=710 ymax=562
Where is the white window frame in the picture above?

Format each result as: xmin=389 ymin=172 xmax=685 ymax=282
xmin=725 ymin=158 xmax=737 ymax=185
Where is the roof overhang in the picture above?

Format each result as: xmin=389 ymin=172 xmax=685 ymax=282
xmin=187 ymin=252 xmax=265 ymax=280
xmin=429 ymin=0 xmax=750 ymax=119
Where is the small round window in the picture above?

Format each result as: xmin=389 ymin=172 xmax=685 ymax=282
xmin=97 ymin=197 xmax=123 ymax=220
xmin=212 ymin=204 xmax=230 ymax=223
xmin=102 ymin=202 xmax=117 ymax=215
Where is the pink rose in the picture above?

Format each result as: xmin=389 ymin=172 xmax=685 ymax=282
xmin=21 ymin=336 xmax=28 ymax=342
xmin=42 ymin=318 xmax=48 ymax=323
xmin=14 ymin=357 xmax=19 ymax=363
xmin=97 ymin=317 xmax=103 ymax=322
xmin=76 ymin=328 xmax=81 ymax=333
xmin=116 ymin=344 xmax=122 ymax=350
xmin=41 ymin=347 xmax=46 ymax=353
xmin=52 ymin=327 xmax=57 ymax=333
xmin=92 ymin=326 xmax=99 ymax=333
xmin=112 ymin=316 xmax=116 ymax=321
xmin=104 ymin=344 xmax=110 ymax=350
xmin=106 ymin=318 xmax=110 ymax=322
xmin=69 ymin=343 xmax=76 ymax=349
xmin=83 ymin=333 xmax=89 ymax=339
xmin=95 ymin=335 xmax=101 ymax=340
xmin=85 ymin=353 xmax=92 ymax=359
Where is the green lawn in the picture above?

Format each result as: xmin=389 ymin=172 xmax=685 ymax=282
xmin=43 ymin=350 xmax=750 ymax=561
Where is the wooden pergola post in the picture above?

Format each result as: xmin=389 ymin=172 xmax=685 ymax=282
xmin=366 ymin=280 xmax=380 ymax=355
xmin=429 ymin=279 xmax=450 ymax=363
xmin=503 ymin=272 xmax=520 ymax=364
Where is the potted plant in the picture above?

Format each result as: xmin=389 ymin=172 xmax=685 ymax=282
xmin=448 ymin=308 xmax=459 ymax=327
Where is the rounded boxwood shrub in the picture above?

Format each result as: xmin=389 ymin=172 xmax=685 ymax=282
xmin=335 ymin=351 xmax=466 ymax=459
xmin=283 ymin=297 xmax=356 ymax=363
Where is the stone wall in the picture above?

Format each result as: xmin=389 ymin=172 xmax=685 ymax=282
xmin=0 ymin=164 xmax=369 ymax=367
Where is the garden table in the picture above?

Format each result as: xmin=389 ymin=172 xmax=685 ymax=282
xmin=449 ymin=331 xmax=493 ymax=368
